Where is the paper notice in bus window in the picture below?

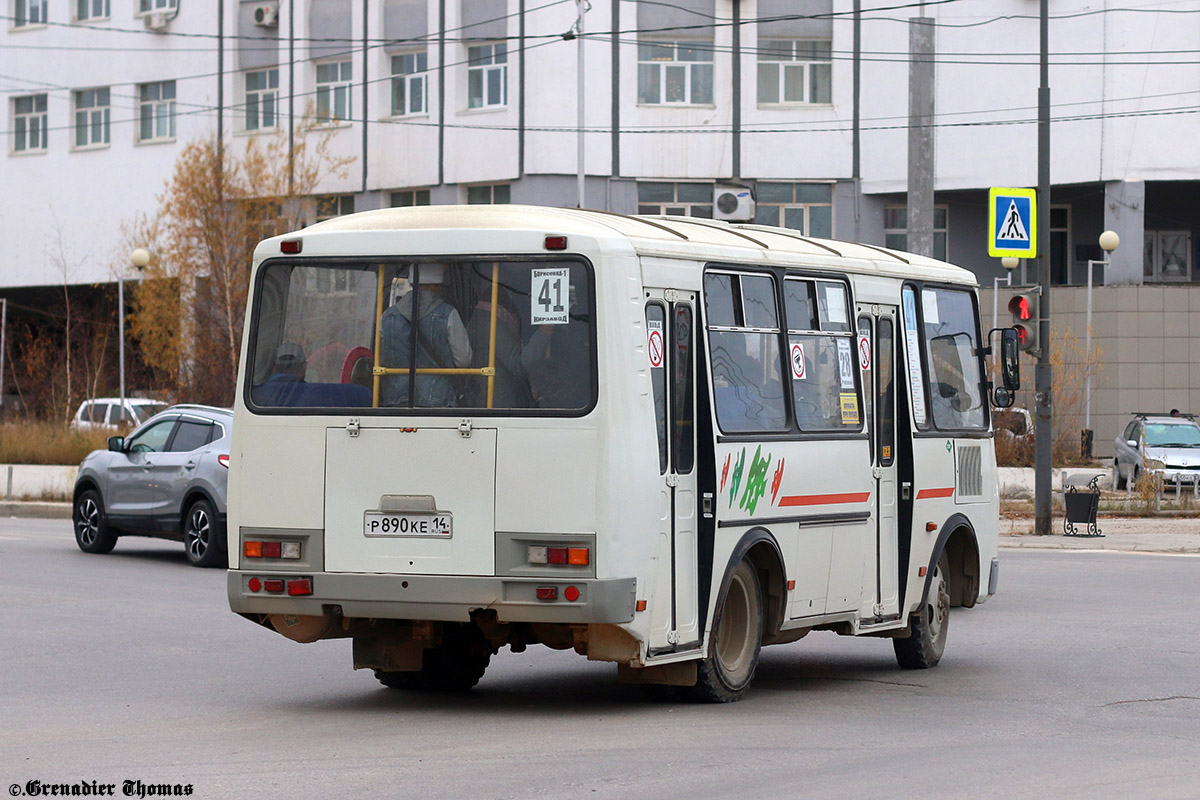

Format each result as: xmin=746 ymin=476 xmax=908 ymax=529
xmin=840 ymin=393 xmax=860 ymax=424
xmin=824 ymin=285 xmax=848 ymax=326
xmin=836 ymin=338 xmax=854 ymax=389
xmin=922 ymin=289 xmax=940 ymax=325
xmin=903 ymin=289 xmax=928 ymax=425
xmin=531 ymin=268 xmax=569 ymax=325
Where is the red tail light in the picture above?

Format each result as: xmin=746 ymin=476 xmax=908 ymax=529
xmin=218 ymin=454 xmax=230 ymax=468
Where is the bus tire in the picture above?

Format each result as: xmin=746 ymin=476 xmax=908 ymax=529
xmin=374 ymin=670 xmax=422 ymax=690
xmin=73 ymin=488 xmax=118 ymax=555
xmin=894 ymin=550 xmax=950 ymax=669
xmin=688 ymin=560 xmax=763 ymax=703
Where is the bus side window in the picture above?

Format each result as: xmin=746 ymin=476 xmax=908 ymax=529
xmin=704 ymin=272 xmax=787 ymax=433
xmin=785 ymin=278 xmax=862 ymax=432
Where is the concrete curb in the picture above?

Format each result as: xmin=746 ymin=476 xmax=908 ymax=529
xmin=1 ymin=501 xmax=72 ymax=520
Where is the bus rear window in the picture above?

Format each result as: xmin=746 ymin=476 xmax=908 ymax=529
xmin=247 ymin=259 xmax=595 ymax=413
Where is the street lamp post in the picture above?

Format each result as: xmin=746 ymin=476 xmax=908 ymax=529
xmin=123 ymin=248 xmax=152 ymax=413
xmin=992 ymin=257 xmax=1019 ymax=337
xmin=1083 ymin=231 xmax=1120 ymax=449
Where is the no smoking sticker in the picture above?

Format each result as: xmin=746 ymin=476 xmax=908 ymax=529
xmin=647 ymin=321 xmax=665 ymax=369
xmin=858 ymin=335 xmax=871 ymax=371
xmin=790 ymin=342 xmax=806 ymax=380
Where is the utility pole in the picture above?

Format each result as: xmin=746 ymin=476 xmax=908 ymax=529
xmin=1034 ymin=0 xmax=1052 ymax=535
xmin=575 ymin=0 xmax=586 ymax=209
xmin=907 ymin=12 xmax=935 ymax=257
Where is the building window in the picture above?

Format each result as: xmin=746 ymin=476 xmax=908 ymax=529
xmin=1049 ymin=205 xmax=1070 ymax=285
xmin=757 ymin=40 xmax=832 ymax=105
xmin=75 ymin=0 xmax=109 ymax=20
xmin=755 ymin=183 xmax=833 ymax=236
xmin=74 ymin=88 xmax=110 ymax=148
xmin=467 ymin=43 xmax=507 ymax=109
xmin=637 ymin=182 xmax=713 ymax=218
xmin=884 ymin=206 xmax=948 ymax=261
xmin=13 ymin=94 xmax=48 ymax=152
xmin=244 ymin=68 xmax=279 ymax=131
xmin=138 ymin=81 xmax=176 ymax=142
xmin=390 ymin=189 xmax=431 ymax=207
xmin=315 ymin=60 xmax=352 ymax=123
xmin=312 ymin=196 xmax=357 ymax=294
xmin=316 ymin=195 xmax=355 ymax=221
xmin=467 ymin=184 xmax=510 ymax=204
xmin=638 ymin=41 xmax=714 ymax=105
xmin=1145 ymin=231 xmax=1193 ymax=282
xmin=14 ymin=0 xmax=47 ymax=26
xmin=391 ymin=51 xmax=428 ymax=116
xmin=139 ymin=0 xmax=176 ymax=11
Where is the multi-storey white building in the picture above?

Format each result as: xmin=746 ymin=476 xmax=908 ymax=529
xmin=4 ymin=0 xmax=1200 ymax=447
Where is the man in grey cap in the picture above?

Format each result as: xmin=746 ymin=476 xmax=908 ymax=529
xmin=380 ymin=263 xmax=472 ymax=407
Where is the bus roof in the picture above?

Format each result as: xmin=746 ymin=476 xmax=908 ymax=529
xmin=270 ymin=205 xmax=976 ymax=287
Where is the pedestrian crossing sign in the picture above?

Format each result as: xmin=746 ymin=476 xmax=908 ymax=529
xmin=988 ymin=187 xmax=1037 ymax=258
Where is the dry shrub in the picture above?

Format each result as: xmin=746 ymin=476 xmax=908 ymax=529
xmin=0 ymin=421 xmax=113 ymax=466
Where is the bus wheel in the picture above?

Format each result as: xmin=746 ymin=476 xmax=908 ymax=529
xmin=374 ymin=670 xmax=422 ymax=690
xmin=688 ymin=560 xmax=763 ymax=703
xmin=894 ymin=550 xmax=950 ymax=669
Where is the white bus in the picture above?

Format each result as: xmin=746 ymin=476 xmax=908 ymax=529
xmin=227 ymin=205 xmax=1020 ymax=702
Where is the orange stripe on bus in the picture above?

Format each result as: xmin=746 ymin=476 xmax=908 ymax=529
xmin=778 ymin=492 xmax=872 ymax=507
xmin=916 ymin=487 xmax=955 ymax=499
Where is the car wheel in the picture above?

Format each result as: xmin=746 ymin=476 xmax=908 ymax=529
xmin=894 ymin=550 xmax=950 ymax=670
xmin=73 ymin=488 xmax=118 ymax=555
xmin=183 ymin=498 xmax=226 ymax=568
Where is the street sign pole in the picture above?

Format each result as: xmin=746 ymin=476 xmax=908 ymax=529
xmin=1035 ymin=0 xmax=1052 ymax=536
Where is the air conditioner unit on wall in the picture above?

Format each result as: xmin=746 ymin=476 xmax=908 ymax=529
xmin=143 ymin=11 xmax=170 ymax=31
xmin=713 ymin=184 xmax=756 ymax=222
xmin=253 ymin=2 xmax=279 ymax=27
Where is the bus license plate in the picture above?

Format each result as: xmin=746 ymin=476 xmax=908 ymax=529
xmin=363 ymin=512 xmax=452 ymax=538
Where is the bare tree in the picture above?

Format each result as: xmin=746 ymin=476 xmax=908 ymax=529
xmin=123 ymin=124 xmax=353 ymax=405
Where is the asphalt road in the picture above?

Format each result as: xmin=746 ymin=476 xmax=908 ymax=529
xmin=2 ymin=518 xmax=1198 ymax=800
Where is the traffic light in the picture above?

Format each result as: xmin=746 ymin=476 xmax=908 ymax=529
xmin=1007 ymin=290 xmax=1040 ymax=353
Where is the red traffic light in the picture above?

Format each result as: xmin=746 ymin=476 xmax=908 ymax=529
xmin=1008 ymin=295 xmax=1032 ymax=321
xmin=1013 ymin=324 xmax=1032 ymax=348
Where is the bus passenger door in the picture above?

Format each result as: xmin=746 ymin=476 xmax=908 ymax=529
xmin=646 ymin=297 xmax=700 ymax=652
xmin=857 ymin=307 xmax=901 ymax=620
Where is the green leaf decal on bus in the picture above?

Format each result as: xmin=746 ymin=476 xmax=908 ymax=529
xmin=740 ymin=445 xmax=771 ymax=515
xmin=728 ymin=447 xmax=746 ymax=508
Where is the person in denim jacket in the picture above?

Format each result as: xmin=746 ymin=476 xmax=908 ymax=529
xmin=380 ymin=264 xmax=472 ymax=407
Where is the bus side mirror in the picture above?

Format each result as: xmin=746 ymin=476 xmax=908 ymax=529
xmin=987 ymin=327 xmax=1021 ymax=408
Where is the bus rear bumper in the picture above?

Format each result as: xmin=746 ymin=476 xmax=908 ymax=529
xmin=228 ymin=570 xmax=637 ymax=625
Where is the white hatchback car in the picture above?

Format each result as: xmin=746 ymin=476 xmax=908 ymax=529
xmin=70 ymin=397 xmax=169 ymax=431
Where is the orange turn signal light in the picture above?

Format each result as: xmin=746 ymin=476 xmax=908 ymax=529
xmin=244 ymin=541 xmax=263 ymax=558
xmin=567 ymin=547 xmax=589 ymax=566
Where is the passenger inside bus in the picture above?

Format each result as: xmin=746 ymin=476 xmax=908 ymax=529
xmin=521 ymin=284 xmax=590 ymax=409
xmin=467 ymin=283 xmax=533 ymax=409
xmin=251 ymin=341 xmax=371 ymax=407
xmin=380 ymin=264 xmax=474 ymax=408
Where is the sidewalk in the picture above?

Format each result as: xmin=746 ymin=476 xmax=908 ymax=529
xmin=999 ymin=514 xmax=1200 ymax=554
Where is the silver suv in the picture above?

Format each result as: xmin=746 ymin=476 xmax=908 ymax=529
xmin=1112 ymin=413 xmax=1200 ymax=490
xmin=72 ymin=405 xmax=232 ymax=567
